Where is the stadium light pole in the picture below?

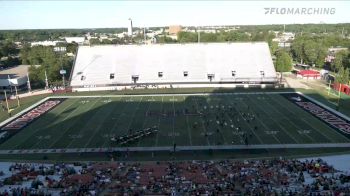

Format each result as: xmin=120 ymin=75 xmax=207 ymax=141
xmin=44 ymin=49 xmax=49 ymax=89
xmin=27 ymin=73 xmax=31 ymax=93
xmin=7 ymin=75 xmax=13 ymax=93
xmin=54 ymin=47 xmax=67 ymax=89
xmin=45 ymin=70 xmax=49 ymax=89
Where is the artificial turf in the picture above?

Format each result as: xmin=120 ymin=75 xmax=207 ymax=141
xmin=1 ymin=92 xmax=349 ymax=152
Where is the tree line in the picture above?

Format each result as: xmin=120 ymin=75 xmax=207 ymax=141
xmin=20 ymin=43 xmax=77 ymax=88
xmin=1 ymin=23 xmax=349 ymax=88
xmin=290 ymin=33 xmax=350 ymax=84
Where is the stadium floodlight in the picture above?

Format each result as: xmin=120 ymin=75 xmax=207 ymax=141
xmin=207 ymin=74 xmax=215 ymax=82
xmin=232 ymin=70 xmax=236 ymax=77
xmin=132 ymin=75 xmax=139 ymax=83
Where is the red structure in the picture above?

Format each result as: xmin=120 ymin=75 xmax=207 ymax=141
xmin=333 ymin=82 xmax=350 ymax=95
xmin=297 ymin=70 xmax=321 ymax=79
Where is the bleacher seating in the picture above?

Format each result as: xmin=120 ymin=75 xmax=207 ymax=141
xmin=70 ymin=42 xmax=277 ymax=91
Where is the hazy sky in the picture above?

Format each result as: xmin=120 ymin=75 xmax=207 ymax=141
xmin=0 ymin=1 xmax=349 ymax=30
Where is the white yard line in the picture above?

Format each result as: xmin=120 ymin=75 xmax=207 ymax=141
xmin=81 ymin=99 xmax=123 ymax=149
xmin=136 ymin=96 xmax=155 ymax=147
xmin=13 ymin=99 xmax=80 ymax=150
xmin=29 ymin=100 xmax=81 ymax=149
xmin=263 ymin=95 xmax=317 ymax=143
xmin=48 ymin=98 xmax=102 ymax=149
xmin=192 ymin=97 xmax=211 ymax=146
xmin=115 ymin=96 xmax=144 ymax=145
xmin=172 ymin=96 xmax=176 ymax=145
xmin=219 ymin=96 xmax=247 ymax=145
xmin=269 ymin=94 xmax=337 ymax=143
xmin=154 ymin=96 xmax=164 ymax=147
xmin=229 ymin=96 xmax=265 ymax=144
xmin=184 ymin=96 xmax=193 ymax=146
xmin=244 ymin=95 xmax=298 ymax=144
xmin=101 ymin=97 xmax=131 ymax=147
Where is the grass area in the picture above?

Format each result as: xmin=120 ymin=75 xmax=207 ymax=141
xmin=0 ymin=87 xmax=349 ymax=161
xmin=1 ymin=92 xmax=349 ymax=151
xmin=0 ymin=94 xmax=48 ymax=122
xmin=297 ymin=84 xmax=350 ymax=117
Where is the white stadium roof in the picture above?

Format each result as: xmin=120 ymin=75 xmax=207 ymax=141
xmin=70 ymin=42 xmax=277 ymax=88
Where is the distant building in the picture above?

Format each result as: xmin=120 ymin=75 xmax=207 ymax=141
xmin=278 ymin=42 xmax=291 ymax=48
xmin=325 ymin=47 xmax=348 ymax=63
xmin=328 ymin=47 xmax=348 ymax=53
xmin=64 ymin=37 xmax=86 ymax=45
xmin=128 ymin=18 xmax=133 ymax=37
xmin=197 ymin=29 xmax=216 ymax=33
xmin=272 ymin=32 xmax=295 ymax=48
xmin=31 ymin=41 xmax=63 ymax=47
xmin=168 ymin=25 xmax=182 ymax=35
xmin=0 ymin=65 xmax=29 ymax=91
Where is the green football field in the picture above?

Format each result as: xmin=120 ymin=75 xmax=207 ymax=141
xmin=0 ymin=92 xmax=349 ymax=151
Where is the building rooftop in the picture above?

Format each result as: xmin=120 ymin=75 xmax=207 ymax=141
xmin=0 ymin=65 xmax=29 ymax=79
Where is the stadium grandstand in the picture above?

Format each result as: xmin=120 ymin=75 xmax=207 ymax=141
xmin=70 ymin=42 xmax=278 ymax=91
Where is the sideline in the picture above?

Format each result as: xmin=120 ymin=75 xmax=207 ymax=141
xmin=1 ymin=143 xmax=350 ymax=155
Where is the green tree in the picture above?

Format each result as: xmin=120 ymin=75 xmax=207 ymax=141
xmin=275 ymin=50 xmax=292 ymax=72
xmin=177 ymin=32 xmax=197 ymax=43
xmin=66 ymin=43 xmax=79 ymax=54
xmin=19 ymin=43 xmax=31 ymax=64
xmin=335 ymin=66 xmax=350 ymax=84
xmin=332 ymin=50 xmax=350 ymax=72
xmin=200 ymin=33 xmax=218 ymax=42
xmin=101 ymin=39 xmax=113 ymax=45
xmin=303 ymin=40 xmax=318 ymax=66
xmin=269 ymin=41 xmax=278 ymax=56
xmin=0 ymin=41 xmax=18 ymax=57
xmin=157 ymin=35 xmax=177 ymax=43
xmin=89 ymin=38 xmax=100 ymax=45
xmin=291 ymin=38 xmax=306 ymax=64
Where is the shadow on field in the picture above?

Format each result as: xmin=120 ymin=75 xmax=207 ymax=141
xmin=1 ymin=87 xmax=350 ymax=161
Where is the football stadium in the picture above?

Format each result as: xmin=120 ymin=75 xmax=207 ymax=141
xmin=0 ymin=42 xmax=349 ymax=162
xmin=2 ymin=1 xmax=350 ymax=194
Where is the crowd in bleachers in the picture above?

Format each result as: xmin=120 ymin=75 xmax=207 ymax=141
xmin=0 ymin=158 xmax=350 ymax=195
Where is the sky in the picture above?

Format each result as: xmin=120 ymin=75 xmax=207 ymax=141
xmin=0 ymin=1 xmax=349 ymax=30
